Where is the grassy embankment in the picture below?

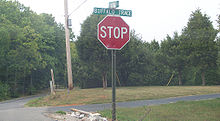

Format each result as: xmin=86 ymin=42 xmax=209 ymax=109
xmin=100 ymin=98 xmax=220 ymax=121
xmin=26 ymin=86 xmax=220 ymax=107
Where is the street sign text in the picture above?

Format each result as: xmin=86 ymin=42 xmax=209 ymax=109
xmin=93 ymin=7 xmax=132 ymax=17
xmin=97 ymin=15 xmax=130 ymax=50
xmin=100 ymin=26 xmax=128 ymax=39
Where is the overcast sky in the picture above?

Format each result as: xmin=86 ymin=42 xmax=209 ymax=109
xmin=17 ymin=0 xmax=220 ymax=42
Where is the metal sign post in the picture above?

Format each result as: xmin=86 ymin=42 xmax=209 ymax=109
xmin=112 ymin=50 xmax=116 ymax=120
xmin=109 ymin=1 xmax=119 ymax=8
xmin=94 ymin=1 xmax=132 ymax=120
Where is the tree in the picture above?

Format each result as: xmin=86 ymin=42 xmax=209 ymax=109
xmin=181 ymin=9 xmax=218 ymax=85
xmin=76 ymin=15 xmax=111 ymax=88
xmin=117 ymin=31 xmax=147 ymax=86
xmin=161 ymin=32 xmax=186 ymax=85
xmin=70 ymin=41 xmax=83 ymax=87
xmin=0 ymin=0 xmax=67 ymax=97
xmin=7 ymin=26 xmax=42 ymax=95
xmin=0 ymin=16 xmax=12 ymax=83
xmin=215 ymin=15 xmax=220 ymax=85
xmin=117 ymin=31 xmax=159 ymax=86
xmin=218 ymin=15 xmax=220 ymax=31
xmin=76 ymin=15 xmax=159 ymax=87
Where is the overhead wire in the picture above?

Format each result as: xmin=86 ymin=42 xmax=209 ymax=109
xmin=69 ymin=0 xmax=88 ymax=16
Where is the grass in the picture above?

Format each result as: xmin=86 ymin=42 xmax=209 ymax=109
xmin=26 ymin=86 xmax=220 ymax=107
xmin=100 ymin=98 xmax=220 ymax=121
xmin=55 ymin=111 xmax=66 ymax=115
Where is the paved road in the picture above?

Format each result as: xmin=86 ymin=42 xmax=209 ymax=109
xmin=0 ymin=93 xmax=220 ymax=121
xmin=49 ymin=93 xmax=220 ymax=112
xmin=0 ymin=94 xmax=53 ymax=121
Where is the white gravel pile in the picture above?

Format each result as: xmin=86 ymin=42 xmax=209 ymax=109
xmin=47 ymin=110 xmax=108 ymax=121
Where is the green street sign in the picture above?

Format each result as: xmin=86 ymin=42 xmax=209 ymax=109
xmin=109 ymin=1 xmax=119 ymax=8
xmin=93 ymin=7 xmax=132 ymax=17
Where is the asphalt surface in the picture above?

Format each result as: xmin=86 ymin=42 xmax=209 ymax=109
xmin=0 ymin=94 xmax=53 ymax=121
xmin=49 ymin=93 xmax=220 ymax=112
xmin=0 ymin=93 xmax=220 ymax=121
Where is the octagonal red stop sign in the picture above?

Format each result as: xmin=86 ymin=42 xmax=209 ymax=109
xmin=97 ymin=15 xmax=130 ymax=50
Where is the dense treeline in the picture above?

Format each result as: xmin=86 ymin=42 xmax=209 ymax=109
xmin=74 ymin=9 xmax=220 ymax=88
xmin=0 ymin=0 xmax=220 ymax=100
xmin=0 ymin=0 xmax=67 ymax=100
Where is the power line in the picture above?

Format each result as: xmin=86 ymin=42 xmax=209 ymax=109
xmin=69 ymin=0 xmax=88 ymax=16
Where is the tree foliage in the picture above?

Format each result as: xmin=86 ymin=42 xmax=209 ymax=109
xmin=181 ymin=9 xmax=218 ymax=85
xmin=1 ymin=0 xmax=219 ymax=100
xmin=74 ymin=9 xmax=219 ymax=88
xmin=161 ymin=32 xmax=186 ymax=85
xmin=76 ymin=15 xmax=111 ymax=88
xmin=0 ymin=0 xmax=67 ymax=98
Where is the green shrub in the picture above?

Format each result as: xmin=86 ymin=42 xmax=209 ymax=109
xmin=55 ymin=111 xmax=66 ymax=115
xmin=0 ymin=81 xmax=10 ymax=101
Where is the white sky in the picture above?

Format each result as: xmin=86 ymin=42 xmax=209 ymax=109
xmin=16 ymin=0 xmax=220 ymax=42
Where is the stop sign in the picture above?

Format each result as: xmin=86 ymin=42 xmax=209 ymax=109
xmin=97 ymin=15 xmax=130 ymax=50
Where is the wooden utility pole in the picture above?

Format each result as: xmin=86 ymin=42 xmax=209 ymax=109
xmin=64 ymin=0 xmax=73 ymax=90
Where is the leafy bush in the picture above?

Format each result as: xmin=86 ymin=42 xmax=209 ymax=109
xmin=56 ymin=111 xmax=66 ymax=115
xmin=0 ymin=82 xmax=10 ymax=101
